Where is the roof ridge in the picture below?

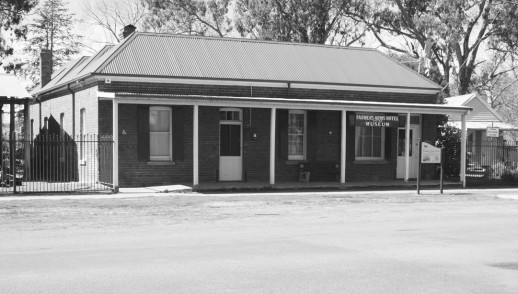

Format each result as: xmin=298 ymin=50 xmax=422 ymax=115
xmin=131 ymin=31 xmax=378 ymax=52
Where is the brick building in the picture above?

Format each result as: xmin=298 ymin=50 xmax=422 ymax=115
xmin=30 ymin=30 xmax=471 ymax=190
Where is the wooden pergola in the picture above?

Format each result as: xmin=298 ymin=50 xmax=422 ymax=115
xmin=0 ymin=74 xmax=32 ymax=190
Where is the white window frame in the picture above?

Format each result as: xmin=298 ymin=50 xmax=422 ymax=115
xmin=288 ymin=110 xmax=307 ymax=161
xmin=355 ymin=125 xmax=385 ymax=161
xmin=149 ymin=106 xmax=173 ymax=161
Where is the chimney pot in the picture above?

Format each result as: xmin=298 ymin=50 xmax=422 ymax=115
xmin=122 ymin=24 xmax=136 ymax=39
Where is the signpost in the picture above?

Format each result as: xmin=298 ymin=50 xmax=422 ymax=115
xmin=417 ymin=142 xmax=443 ymax=194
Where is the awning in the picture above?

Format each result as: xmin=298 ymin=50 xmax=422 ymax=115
xmin=449 ymin=121 xmax=518 ymax=131
xmin=101 ymin=92 xmax=473 ymax=116
xmin=0 ymin=73 xmax=31 ymax=104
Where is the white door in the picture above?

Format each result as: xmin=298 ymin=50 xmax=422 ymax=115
xmin=396 ymin=126 xmax=421 ymax=179
xmin=219 ymin=109 xmax=242 ymax=181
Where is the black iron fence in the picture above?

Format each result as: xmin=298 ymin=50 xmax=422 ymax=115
xmin=466 ymin=139 xmax=518 ymax=185
xmin=0 ymin=133 xmax=113 ymax=194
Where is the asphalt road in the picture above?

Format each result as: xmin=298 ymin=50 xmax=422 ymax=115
xmin=1 ymin=189 xmax=518 ymax=293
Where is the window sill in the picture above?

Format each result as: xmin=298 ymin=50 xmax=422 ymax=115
xmin=147 ymin=161 xmax=175 ymax=166
xmin=285 ymin=160 xmax=307 ymax=166
xmin=353 ymin=160 xmax=388 ymax=165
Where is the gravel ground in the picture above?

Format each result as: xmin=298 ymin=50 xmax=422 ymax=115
xmin=1 ymin=190 xmax=517 ymax=293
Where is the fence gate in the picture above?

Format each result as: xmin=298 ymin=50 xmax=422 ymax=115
xmin=0 ymin=133 xmax=114 ymax=194
xmin=466 ymin=139 xmax=518 ymax=185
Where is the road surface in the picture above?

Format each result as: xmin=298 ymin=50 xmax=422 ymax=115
xmin=1 ymin=189 xmax=518 ymax=293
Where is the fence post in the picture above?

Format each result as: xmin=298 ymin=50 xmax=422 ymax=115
xmin=11 ymin=131 xmax=16 ymax=194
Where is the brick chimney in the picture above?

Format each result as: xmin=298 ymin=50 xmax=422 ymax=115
xmin=122 ymin=24 xmax=136 ymax=39
xmin=40 ymin=49 xmax=53 ymax=88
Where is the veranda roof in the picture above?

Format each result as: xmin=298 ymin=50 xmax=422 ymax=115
xmin=35 ymin=33 xmax=441 ymax=95
xmin=0 ymin=73 xmax=31 ymax=103
xmin=104 ymin=92 xmax=472 ymax=115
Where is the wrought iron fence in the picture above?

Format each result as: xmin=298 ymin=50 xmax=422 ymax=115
xmin=466 ymin=139 xmax=518 ymax=185
xmin=0 ymin=133 xmax=113 ymax=194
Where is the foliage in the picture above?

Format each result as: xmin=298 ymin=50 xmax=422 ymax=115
xmin=501 ymin=161 xmax=518 ymax=184
xmin=346 ymin=0 xmax=518 ymax=96
xmin=0 ymin=0 xmax=35 ymax=60
xmin=82 ymin=0 xmax=149 ymax=44
xmin=142 ymin=0 xmax=232 ymax=37
xmin=234 ymin=0 xmax=366 ymax=45
xmin=3 ymin=0 xmax=83 ymax=90
xmin=435 ymin=122 xmax=461 ymax=177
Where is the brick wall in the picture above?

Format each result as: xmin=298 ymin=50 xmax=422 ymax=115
xmin=99 ymin=82 xmax=437 ymax=104
xmin=29 ymin=86 xmax=101 ymax=184
xmin=243 ymin=108 xmax=270 ymax=182
xmin=31 ymin=80 xmax=441 ymax=187
xmin=117 ymin=104 xmax=194 ymax=187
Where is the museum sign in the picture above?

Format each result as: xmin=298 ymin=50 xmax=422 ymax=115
xmin=354 ymin=113 xmax=400 ymax=127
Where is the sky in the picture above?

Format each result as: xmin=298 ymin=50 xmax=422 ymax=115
xmin=66 ymin=0 xmax=122 ymax=55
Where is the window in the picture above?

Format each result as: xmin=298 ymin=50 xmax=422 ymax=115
xmin=355 ymin=126 xmax=385 ymax=160
xmin=80 ymin=109 xmax=85 ymax=159
xmin=149 ymin=106 xmax=172 ymax=161
xmin=60 ymin=113 xmax=64 ymax=138
xmin=219 ymin=109 xmax=241 ymax=157
xmin=288 ymin=110 xmax=306 ymax=160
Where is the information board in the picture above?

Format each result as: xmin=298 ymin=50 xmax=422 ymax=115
xmin=421 ymin=142 xmax=441 ymax=164
xmin=486 ymin=127 xmax=499 ymax=137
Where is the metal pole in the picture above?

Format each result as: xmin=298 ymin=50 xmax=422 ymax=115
xmin=10 ymin=103 xmax=16 ymax=193
xmin=440 ymin=148 xmax=444 ymax=194
xmin=417 ymin=139 xmax=421 ymax=195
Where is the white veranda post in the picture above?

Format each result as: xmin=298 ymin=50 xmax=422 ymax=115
xmin=270 ymin=108 xmax=276 ymax=185
xmin=193 ymin=104 xmax=199 ymax=186
xmin=405 ymin=112 xmax=411 ymax=181
xmin=461 ymin=114 xmax=467 ymax=187
xmin=112 ymin=99 xmax=119 ymax=192
xmin=340 ymin=110 xmax=346 ymax=184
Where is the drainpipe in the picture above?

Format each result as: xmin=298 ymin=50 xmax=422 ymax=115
xmin=67 ymin=84 xmax=76 ymax=137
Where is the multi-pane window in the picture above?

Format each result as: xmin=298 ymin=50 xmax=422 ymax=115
xmin=219 ymin=109 xmax=241 ymax=157
xmin=288 ymin=110 xmax=306 ymax=160
xmin=149 ymin=106 xmax=172 ymax=161
xmin=80 ymin=109 xmax=85 ymax=159
xmin=355 ymin=126 xmax=385 ymax=160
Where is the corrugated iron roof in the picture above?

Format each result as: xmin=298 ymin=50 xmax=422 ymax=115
xmin=0 ymin=74 xmax=31 ymax=98
xmin=36 ymin=33 xmax=441 ymax=94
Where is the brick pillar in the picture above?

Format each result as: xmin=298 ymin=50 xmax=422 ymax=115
xmin=40 ymin=49 xmax=53 ymax=88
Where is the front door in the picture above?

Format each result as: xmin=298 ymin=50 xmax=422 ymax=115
xmin=219 ymin=109 xmax=242 ymax=181
xmin=396 ymin=126 xmax=421 ymax=179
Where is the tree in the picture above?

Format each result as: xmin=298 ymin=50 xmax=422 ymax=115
xmin=142 ymin=0 xmax=232 ymax=37
xmin=234 ymin=0 xmax=366 ymax=45
xmin=81 ymin=0 xmax=150 ymax=44
xmin=346 ymin=0 xmax=518 ymax=96
xmin=0 ymin=0 xmax=35 ymax=59
xmin=3 ymin=0 xmax=83 ymax=90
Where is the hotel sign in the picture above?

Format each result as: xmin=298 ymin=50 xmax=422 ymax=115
xmin=355 ymin=113 xmax=400 ymax=127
